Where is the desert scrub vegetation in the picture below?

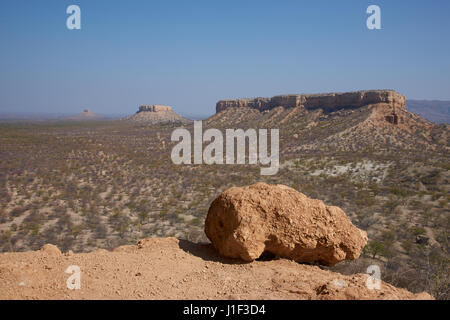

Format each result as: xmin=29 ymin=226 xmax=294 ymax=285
xmin=0 ymin=117 xmax=448 ymax=298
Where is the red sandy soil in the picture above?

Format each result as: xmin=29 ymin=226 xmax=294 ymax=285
xmin=0 ymin=238 xmax=433 ymax=300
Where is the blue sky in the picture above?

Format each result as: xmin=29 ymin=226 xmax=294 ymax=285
xmin=0 ymin=0 xmax=449 ymax=116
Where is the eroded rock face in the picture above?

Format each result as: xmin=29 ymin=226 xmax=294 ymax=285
xmin=138 ymin=105 xmax=172 ymax=112
xmin=205 ymin=183 xmax=368 ymax=266
xmin=216 ymin=90 xmax=406 ymax=113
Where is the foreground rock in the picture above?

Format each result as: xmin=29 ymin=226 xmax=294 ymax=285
xmin=0 ymin=238 xmax=432 ymax=300
xmin=205 ymin=183 xmax=367 ymax=266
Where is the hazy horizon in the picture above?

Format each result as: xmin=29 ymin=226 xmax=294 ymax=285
xmin=0 ymin=97 xmax=448 ymax=120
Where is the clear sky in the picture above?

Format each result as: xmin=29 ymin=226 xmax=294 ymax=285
xmin=1 ymin=0 xmax=449 ymax=116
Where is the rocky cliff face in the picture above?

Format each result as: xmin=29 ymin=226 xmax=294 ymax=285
xmin=216 ymin=90 xmax=406 ymax=113
xmin=138 ymin=105 xmax=172 ymax=113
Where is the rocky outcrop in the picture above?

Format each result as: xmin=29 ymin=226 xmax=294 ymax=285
xmin=138 ymin=105 xmax=172 ymax=112
xmin=205 ymin=183 xmax=368 ymax=266
xmin=39 ymin=244 xmax=61 ymax=255
xmin=216 ymin=90 xmax=406 ymax=114
xmin=385 ymin=112 xmax=399 ymax=125
xmin=125 ymin=105 xmax=191 ymax=124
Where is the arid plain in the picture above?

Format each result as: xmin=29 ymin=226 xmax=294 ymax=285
xmin=0 ymin=90 xmax=448 ymax=299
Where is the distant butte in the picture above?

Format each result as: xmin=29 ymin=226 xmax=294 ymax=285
xmin=125 ymin=104 xmax=191 ymax=124
xmin=67 ymin=109 xmax=103 ymax=120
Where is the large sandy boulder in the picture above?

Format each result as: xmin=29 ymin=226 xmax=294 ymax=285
xmin=205 ymin=183 xmax=368 ymax=266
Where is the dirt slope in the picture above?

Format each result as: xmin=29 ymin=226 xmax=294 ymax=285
xmin=0 ymin=237 xmax=433 ymax=300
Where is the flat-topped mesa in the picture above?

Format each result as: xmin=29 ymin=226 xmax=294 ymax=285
xmin=138 ymin=105 xmax=172 ymax=113
xmin=216 ymin=90 xmax=406 ymax=113
xmin=126 ymin=104 xmax=191 ymax=124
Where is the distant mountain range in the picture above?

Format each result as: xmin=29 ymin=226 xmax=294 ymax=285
xmin=406 ymin=100 xmax=450 ymax=124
